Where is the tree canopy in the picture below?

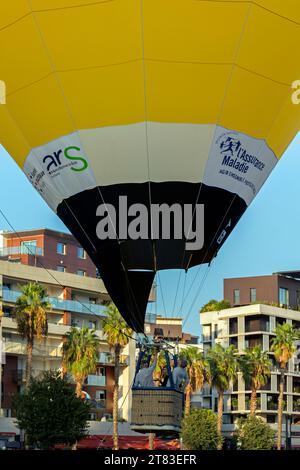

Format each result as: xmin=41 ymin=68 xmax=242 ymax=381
xmin=13 ymin=370 xmax=90 ymax=449
xmin=237 ymin=416 xmax=275 ymax=450
xmin=181 ymin=409 xmax=222 ymax=450
xmin=200 ymin=299 xmax=231 ymax=313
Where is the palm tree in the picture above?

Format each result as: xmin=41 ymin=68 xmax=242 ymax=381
xmin=101 ymin=304 xmax=133 ymax=450
xmin=62 ymin=326 xmax=100 ymax=397
xmin=271 ymin=323 xmax=300 ymax=450
xmin=239 ymin=346 xmax=272 ymax=415
xmin=179 ymin=347 xmax=208 ymax=416
xmin=206 ymin=344 xmax=238 ymax=448
xmin=12 ymin=282 xmax=50 ymax=386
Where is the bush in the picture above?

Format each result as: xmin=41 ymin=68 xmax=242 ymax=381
xmin=237 ymin=416 xmax=275 ymax=450
xmin=181 ymin=409 xmax=222 ymax=450
xmin=13 ymin=370 xmax=90 ymax=449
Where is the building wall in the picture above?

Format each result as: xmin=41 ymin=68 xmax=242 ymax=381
xmin=4 ymin=230 xmax=96 ymax=277
xmin=1 ymin=356 xmax=18 ymax=410
xmin=224 ymin=275 xmax=278 ymax=306
xmin=224 ymin=274 xmax=300 ymax=310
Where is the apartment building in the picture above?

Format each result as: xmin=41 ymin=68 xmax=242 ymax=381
xmin=0 ymin=228 xmax=97 ymax=277
xmin=200 ymin=272 xmax=300 ymax=446
xmin=0 ymin=228 xmax=139 ymax=432
xmin=224 ymin=271 xmax=300 ymax=309
xmin=144 ymin=313 xmax=198 ymax=345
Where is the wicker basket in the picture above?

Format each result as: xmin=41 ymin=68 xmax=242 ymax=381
xmin=131 ymin=388 xmax=183 ymax=433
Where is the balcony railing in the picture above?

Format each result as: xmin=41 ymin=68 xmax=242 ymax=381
xmin=0 ymin=246 xmax=43 ymax=257
xmin=11 ymin=368 xmax=55 ymax=384
xmin=3 ymin=338 xmax=62 ymax=357
xmin=98 ymin=353 xmax=129 ymax=366
xmin=293 ymin=400 xmax=300 ymax=412
xmin=86 ymin=375 xmax=106 ymax=386
xmin=90 ymin=399 xmax=106 ymax=409
xmin=3 ymin=289 xmax=106 ymax=317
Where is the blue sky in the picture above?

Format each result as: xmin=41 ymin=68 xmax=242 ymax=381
xmin=1 ymin=134 xmax=300 ymax=337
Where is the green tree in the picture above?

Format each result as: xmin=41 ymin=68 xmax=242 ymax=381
xmin=239 ymin=346 xmax=272 ymax=415
xmin=62 ymin=326 xmax=100 ymax=397
xmin=200 ymin=299 xmax=231 ymax=313
xmin=237 ymin=415 xmax=275 ymax=450
xmin=179 ymin=347 xmax=208 ymax=416
xmin=101 ymin=304 xmax=133 ymax=450
xmin=271 ymin=323 xmax=300 ymax=450
xmin=12 ymin=282 xmax=50 ymax=386
xmin=181 ymin=409 xmax=222 ymax=450
xmin=206 ymin=344 xmax=238 ymax=447
xmin=13 ymin=371 xmax=90 ymax=449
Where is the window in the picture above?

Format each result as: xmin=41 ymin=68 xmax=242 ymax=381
xmin=77 ymin=246 xmax=86 ymax=259
xmin=56 ymin=265 xmax=66 ymax=272
xmin=96 ymin=367 xmax=105 ymax=377
xmin=57 ymin=242 xmax=66 ymax=255
xmin=202 ymin=324 xmax=211 ymax=342
xmin=20 ymin=240 xmax=37 ymax=254
xmin=250 ymin=288 xmax=256 ymax=303
xmin=233 ymin=289 xmax=240 ymax=305
xmin=95 ymin=390 xmax=106 ymax=399
xmin=279 ymin=287 xmax=289 ymax=306
xmin=77 ymin=269 xmax=86 ymax=277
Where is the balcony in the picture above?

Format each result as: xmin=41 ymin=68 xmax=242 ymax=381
xmin=245 ymin=396 xmax=261 ymax=411
xmin=0 ymin=246 xmax=43 ymax=257
xmin=90 ymin=399 xmax=106 ymax=409
xmin=2 ymin=337 xmax=62 ymax=357
xmin=244 ymin=335 xmax=263 ymax=349
xmin=98 ymin=352 xmax=129 ymax=366
xmin=293 ymin=398 xmax=300 ymax=412
xmin=245 ymin=315 xmax=270 ymax=333
xmin=86 ymin=375 xmax=106 ymax=386
xmin=11 ymin=368 xmax=50 ymax=384
xmin=2 ymin=289 xmax=106 ymax=317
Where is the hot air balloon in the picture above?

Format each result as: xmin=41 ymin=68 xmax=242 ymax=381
xmin=0 ymin=1 xmax=300 ymax=332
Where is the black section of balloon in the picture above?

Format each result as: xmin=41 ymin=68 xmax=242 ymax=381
xmin=57 ymin=182 xmax=246 ymax=331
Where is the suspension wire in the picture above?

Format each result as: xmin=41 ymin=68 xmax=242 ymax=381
xmin=178 ymin=270 xmax=187 ymax=317
xmin=157 ymin=272 xmax=167 ymax=318
xmin=182 ymin=263 xmax=212 ymax=329
xmin=170 ymin=270 xmax=182 ymax=318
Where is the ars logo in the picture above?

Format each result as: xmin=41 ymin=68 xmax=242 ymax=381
xmin=43 ymin=146 xmax=88 ymax=173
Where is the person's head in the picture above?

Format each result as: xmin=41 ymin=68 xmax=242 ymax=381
xmin=179 ymin=359 xmax=187 ymax=369
xmin=161 ymin=366 xmax=168 ymax=376
xmin=141 ymin=360 xmax=149 ymax=369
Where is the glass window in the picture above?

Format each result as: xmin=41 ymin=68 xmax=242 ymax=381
xmin=77 ymin=246 xmax=86 ymax=259
xmin=233 ymin=289 xmax=240 ymax=305
xmin=56 ymin=265 xmax=66 ymax=272
xmin=77 ymin=269 xmax=86 ymax=277
xmin=279 ymin=287 xmax=289 ymax=306
xmin=95 ymin=390 xmax=106 ymax=399
xmin=57 ymin=242 xmax=66 ymax=255
xmin=250 ymin=288 xmax=256 ymax=303
xmin=202 ymin=324 xmax=211 ymax=342
xmin=21 ymin=240 xmax=37 ymax=255
xmin=20 ymin=240 xmax=37 ymax=254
